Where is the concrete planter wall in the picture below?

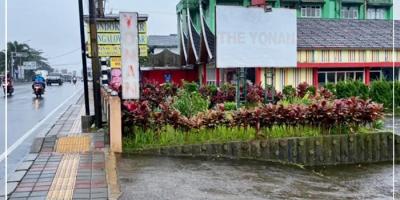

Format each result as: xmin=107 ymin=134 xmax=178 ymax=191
xmin=125 ymin=132 xmax=400 ymax=166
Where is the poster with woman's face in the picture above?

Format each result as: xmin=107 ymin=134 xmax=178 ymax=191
xmin=120 ymin=12 xmax=139 ymax=100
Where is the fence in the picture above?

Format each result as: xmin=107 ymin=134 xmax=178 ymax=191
xmin=101 ymin=86 xmax=122 ymax=153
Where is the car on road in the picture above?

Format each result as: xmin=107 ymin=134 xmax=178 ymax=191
xmin=46 ymin=73 xmax=63 ymax=86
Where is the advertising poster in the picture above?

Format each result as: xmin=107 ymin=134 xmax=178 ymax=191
xmin=120 ymin=12 xmax=140 ymax=99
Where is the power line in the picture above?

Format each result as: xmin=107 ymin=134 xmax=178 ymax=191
xmin=49 ymin=62 xmax=81 ymax=67
xmin=46 ymin=48 xmax=81 ymax=60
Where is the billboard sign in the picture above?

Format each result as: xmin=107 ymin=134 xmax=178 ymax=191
xmin=120 ymin=12 xmax=140 ymax=100
xmin=87 ymin=18 xmax=148 ymax=58
xmin=23 ymin=61 xmax=37 ymax=70
xmin=216 ymin=6 xmax=297 ymax=68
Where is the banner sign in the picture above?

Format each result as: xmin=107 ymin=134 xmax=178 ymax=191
xmin=88 ymin=45 xmax=121 ymax=57
xmin=97 ymin=33 xmax=121 ymax=45
xmin=138 ymin=22 xmax=147 ymax=33
xmin=120 ymin=12 xmax=140 ymax=99
xmin=139 ymin=46 xmax=148 ymax=57
xmin=87 ymin=18 xmax=148 ymax=58
xmin=97 ymin=21 xmax=119 ymax=32
xmin=110 ymin=57 xmax=121 ymax=69
xmin=216 ymin=6 xmax=297 ymax=68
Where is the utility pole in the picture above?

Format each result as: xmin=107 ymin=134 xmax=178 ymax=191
xmin=89 ymin=0 xmax=102 ymax=128
xmin=97 ymin=0 xmax=104 ymax=17
xmin=78 ymin=0 xmax=90 ymax=116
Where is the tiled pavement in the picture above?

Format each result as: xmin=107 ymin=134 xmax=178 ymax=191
xmin=6 ymin=94 xmax=109 ymax=200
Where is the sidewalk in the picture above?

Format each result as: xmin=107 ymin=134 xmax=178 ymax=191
xmin=5 ymin=89 xmax=116 ymax=200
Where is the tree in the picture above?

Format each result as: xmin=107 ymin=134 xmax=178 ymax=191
xmin=7 ymin=41 xmax=53 ymax=75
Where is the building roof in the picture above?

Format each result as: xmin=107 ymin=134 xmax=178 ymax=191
xmin=298 ymin=19 xmax=399 ymax=49
xmin=148 ymin=34 xmax=178 ymax=48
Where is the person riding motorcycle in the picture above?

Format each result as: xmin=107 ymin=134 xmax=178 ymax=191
xmin=32 ymin=74 xmax=46 ymax=91
xmin=2 ymin=73 xmax=14 ymax=95
xmin=2 ymin=73 xmax=12 ymax=84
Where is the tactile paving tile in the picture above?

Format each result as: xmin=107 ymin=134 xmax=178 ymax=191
xmin=55 ymin=136 xmax=91 ymax=153
xmin=47 ymin=154 xmax=80 ymax=200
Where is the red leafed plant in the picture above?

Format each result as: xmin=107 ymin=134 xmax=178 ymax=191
xmin=297 ymin=82 xmax=309 ymax=98
xmin=122 ymin=100 xmax=152 ymax=130
xmin=246 ymin=84 xmax=264 ymax=104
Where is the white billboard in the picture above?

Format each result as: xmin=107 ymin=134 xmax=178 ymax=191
xmin=22 ymin=61 xmax=37 ymax=70
xmin=216 ymin=6 xmax=297 ymax=68
xmin=120 ymin=12 xmax=140 ymax=100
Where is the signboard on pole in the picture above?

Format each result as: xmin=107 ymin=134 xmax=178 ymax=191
xmin=216 ymin=6 xmax=297 ymax=68
xmin=86 ymin=18 xmax=148 ymax=59
xmin=120 ymin=12 xmax=140 ymax=100
xmin=22 ymin=61 xmax=37 ymax=70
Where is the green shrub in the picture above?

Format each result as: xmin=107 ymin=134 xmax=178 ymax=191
xmin=282 ymin=85 xmax=296 ymax=99
xmin=306 ymin=85 xmax=316 ymax=96
xmin=172 ymin=89 xmax=209 ymax=117
xmin=370 ymin=80 xmax=393 ymax=108
xmin=324 ymin=83 xmax=336 ymax=95
xmin=395 ymin=81 xmax=400 ymax=108
xmin=335 ymin=80 xmax=369 ymax=99
xmin=224 ymin=102 xmax=237 ymax=111
xmin=182 ymin=81 xmax=198 ymax=93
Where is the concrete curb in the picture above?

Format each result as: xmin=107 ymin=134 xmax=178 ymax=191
xmin=30 ymin=137 xmax=44 ymax=153
xmin=125 ymin=132 xmax=400 ymax=167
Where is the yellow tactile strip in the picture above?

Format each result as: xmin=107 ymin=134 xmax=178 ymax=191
xmin=55 ymin=136 xmax=91 ymax=153
xmin=47 ymin=154 xmax=80 ymax=200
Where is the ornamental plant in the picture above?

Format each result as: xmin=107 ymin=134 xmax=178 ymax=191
xmin=172 ymin=89 xmax=209 ymax=118
xmin=282 ymin=85 xmax=296 ymax=100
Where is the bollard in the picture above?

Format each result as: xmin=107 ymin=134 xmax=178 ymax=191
xmin=109 ymin=95 xmax=122 ymax=153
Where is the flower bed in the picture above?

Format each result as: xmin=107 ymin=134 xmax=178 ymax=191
xmin=122 ymin=81 xmax=384 ymax=150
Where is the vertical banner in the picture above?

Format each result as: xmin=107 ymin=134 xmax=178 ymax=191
xmin=120 ymin=12 xmax=139 ymax=99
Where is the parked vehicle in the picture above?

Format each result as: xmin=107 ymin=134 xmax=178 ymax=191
xmin=47 ymin=73 xmax=63 ymax=86
xmin=33 ymin=82 xmax=44 ymax=98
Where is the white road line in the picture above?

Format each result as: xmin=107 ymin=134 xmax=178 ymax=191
xmin=0 ymin=89 xmax=83 ymax=163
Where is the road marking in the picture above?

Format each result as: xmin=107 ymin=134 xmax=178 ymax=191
xmin=0 ymin=89 xmax=83 ymax=163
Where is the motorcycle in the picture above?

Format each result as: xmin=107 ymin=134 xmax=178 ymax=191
xmin=2 ymin=80 xmax=14 ymax=96
xmin=72 ymin=78 xmax=77 ymax=85
xmin=33 ymin=82 xmax=44 ymax=98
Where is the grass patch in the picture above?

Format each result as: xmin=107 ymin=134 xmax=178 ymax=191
xmin=123 ymin=125 xmax=378 ymax=150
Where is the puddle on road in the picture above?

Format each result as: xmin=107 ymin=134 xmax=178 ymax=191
xmin=117 ymin=155 xmax=399 ymax=200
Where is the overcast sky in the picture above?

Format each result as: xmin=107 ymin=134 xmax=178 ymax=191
xmin=0 ymin=0 xmax=399 ymax=72
xmin=2 ymin=0 xmax=179 ymax=72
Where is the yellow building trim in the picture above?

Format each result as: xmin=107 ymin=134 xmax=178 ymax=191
xmin=297 ymin=50 xmax=400 ymax=63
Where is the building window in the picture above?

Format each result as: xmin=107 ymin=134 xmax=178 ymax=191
xmin=318 ymin=70 xmax=364 ymax=85
xmin=206 ymin=68 xmax=216 ymax=85
xmin=367 ymin=8 xmax=386 ymax=19
xmin=370 ymin=70 xmax=382 ymax=81
xmin=342 ymin=6 xmax=358 ymax=19
xmin=301 ymin=6 xmax=321 ymax=18
xmin=283 ymin=4 xmax=296 ymax=9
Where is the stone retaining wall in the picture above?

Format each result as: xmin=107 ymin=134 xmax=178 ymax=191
xmin=125 ymin=132 xmax=400 ymax=166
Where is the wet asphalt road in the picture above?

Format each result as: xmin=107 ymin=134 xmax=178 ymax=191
xmin=118 ymin=118 xmax=400 ymax=200
xmin=0 ymin=82 xmax=83 ymax=180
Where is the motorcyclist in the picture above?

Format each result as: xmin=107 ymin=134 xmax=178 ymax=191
xmin=2 ymin=73 xmax=13 ymax=86
xmin=32 ymin=74 xmax=46 ymax=90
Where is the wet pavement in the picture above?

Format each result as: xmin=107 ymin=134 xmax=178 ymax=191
xmin=118 ymin=117 xmax=400 ymax=199
xmin=0 ymin=82 xmax=83 ymax=180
